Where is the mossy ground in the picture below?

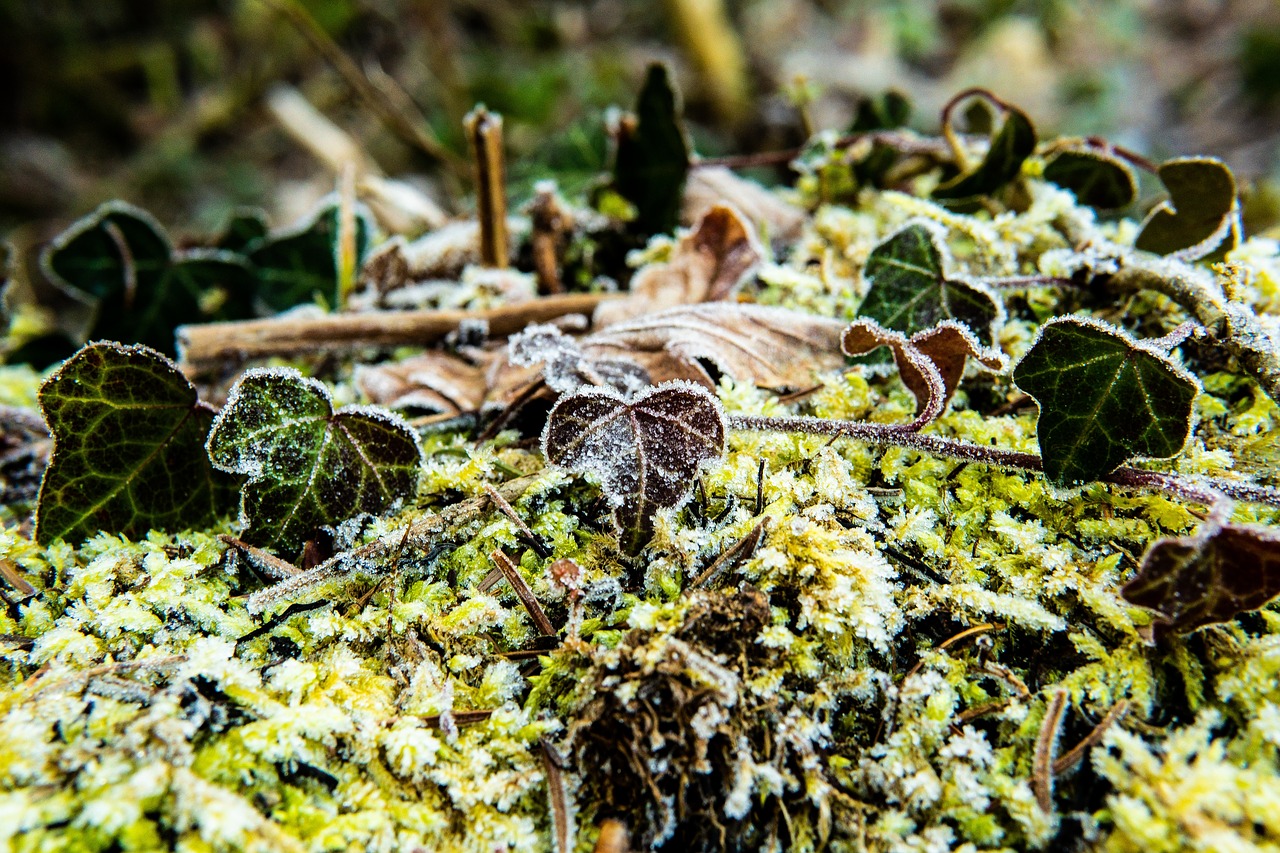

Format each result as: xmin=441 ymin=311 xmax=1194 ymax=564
xmin=3 ymin=179 xmax=1280 ymax=852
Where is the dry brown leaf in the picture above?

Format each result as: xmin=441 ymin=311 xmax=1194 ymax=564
xmin=586 ymin=302 xmax=847 ymax=391
xmin=682 ymin=166 xmax=806 ymax=242
xmin=593 ymin=204 xmax=763 ymax=327
xmin=355 ymin=350 xmax=490 ymax=415
xmin=841 ymin=318 xmax=1007 ymax=425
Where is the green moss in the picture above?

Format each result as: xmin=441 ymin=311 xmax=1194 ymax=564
xmin=4 ymin=175 xmax=1280 ymax=851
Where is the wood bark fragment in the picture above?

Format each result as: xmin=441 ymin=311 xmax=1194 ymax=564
xmin=176 ymin=293 xmax=612 ymax=365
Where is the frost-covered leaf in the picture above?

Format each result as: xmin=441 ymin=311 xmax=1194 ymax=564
xmin=1122 ymin=522 xmax=1280 ymax=637
xmin=1042 ymin=146 xmax=1138 ymax=210
xmin=613 ymin=63 xmax=690 ymax=236
xmin=247 ymin=199 xmax=371 ymax=312
xmin=35 ymin=343 xmax=232 ymax=544
xmin=41 ymin=201 xmax=257 ymax=354
xmin=841 ymin=318 xmax=1006 ymax=423
xmin=859 ymin=222 xmax=1002 ymax=345
xmin=1135 ymin=157 xmax=1238 ymax=259
xmin=214 ymin=208 xmax=270 ymax=253
xmin=206 ymin=368 xmax=421 ymax=554
xmin=543 ymin=381 xmax=725 ymax=555
xmin=933 ymin=98 xmax=1036 ymax=201
xmin=354 ymin=351 xmax=489 ymax=416
xmin=594 ymin=204 xmax=762 ymax=326
xmin=583 ymin=303 xmax=849 ymax=391
xmin=1013 ymin=317 xmax=1197 ymax=487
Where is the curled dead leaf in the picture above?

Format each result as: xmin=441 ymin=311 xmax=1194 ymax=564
xmin=841 ymin=318 xmax=1007 ymax=427
xmin=682 ymin=166 xmax=806 ymax=242
xmin=355 ymin=350 xmax=490 ymax=415
xmin=593 ymin=204 xmax=763 ymax=327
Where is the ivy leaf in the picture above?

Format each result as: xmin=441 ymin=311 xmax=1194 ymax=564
xmin=1121 ymin=522 xmax=1280 ymax=638
xmin=206 ymin=368 xmax=421 ymax=555
xmin=41 ymin=202 xmax=257 ymax=355
xmin=933 ymin=99 xmax=1036 ymax=201
xmin=1013 ymin=317 xmax=1197 ymax=487
xmin=246 ymin=199 xmax=371 ymax=312
xmin=35 ymin=342 xmax=232 ymax=545
xmin=542 ymin=381 xmax=725 ymax=555
xmin=841 ymin=318 xmax=1007 ymax=425
xmin=214 ymin=208 xmax=270 ymax=253
xmin=613 ymin=63 xmax=690 ymax=237
xmin=1135 ymin=157 xmax=1239 ymax=260
xmin=1042 ymin=146 xmax=1138 ymax=210
xmin=859 ymin=222 xmax=1002 ymax=346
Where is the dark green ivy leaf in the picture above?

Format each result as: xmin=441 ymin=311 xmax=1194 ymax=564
xmin=542 ymin=380 xmax=725 ymax=556
xmin=41 ymin=202 xmax=257 ymax=355
xmin=1135 ymin=157 xmax=1239 ymax=259
xmin=1122 ymin=522 xmax=1280 ymax=638
xmin=933 ymin=100 xmax=1036 ymax=201
xmin=206 ymin=367 xmax=421 ymax=555
xmin=246 ymin=200 xmax=371 ymax=313
xmin=35 ymin=342 xmax=233 ymax=545
xmin=1042 ymin=146 xmax=1138 ymax=210
xmin=1013 ymin=317 xmax=1197 ymax=487
xmin=859 ymin=223 xmax=1002 ymax=346
xmin=215 ymin=208 xmax=271 ymax=253
xmin=613 ymin=63 xmax=690 ymax=237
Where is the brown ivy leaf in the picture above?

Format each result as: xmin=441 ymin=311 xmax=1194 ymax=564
xmin=1121 ymin=522 xmax=1280 ymax=638
xmin=593 ymin=204 xmax=763 ymax=327
xmin=542 ymin=381 xmax=726 ymax=555
xmin=354 ymin=351 xmax=490 ymax=415
xmin=841 ymin=319 xmax=1007 ymax=425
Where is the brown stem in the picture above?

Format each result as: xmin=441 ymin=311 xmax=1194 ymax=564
xmin=1033 ymin=688 xmax=1070 ymax=813
xmin=489 ymin=548 xmax=557 ymax=637
xmin=465 ymin=107 xmax=509 ymax=268
xmin=176 ymin=293 xmax=612 ymax=366
xmin=727 ymin=414 xmax=1280 ymax=508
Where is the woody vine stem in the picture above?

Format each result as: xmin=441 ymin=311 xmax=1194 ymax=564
xmin=727 ymin=413 xmax=1280 ymax=509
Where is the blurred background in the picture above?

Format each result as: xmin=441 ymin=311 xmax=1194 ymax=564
xmin=2 ymin=0 xmax=1278 ymax=237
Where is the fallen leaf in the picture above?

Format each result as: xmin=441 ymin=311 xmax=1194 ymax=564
xmin=41 ymin=202 xmax=257 ymax=355
xmin=35 ymin=343 xmax=233 ymax=545
xmin=206 ymin=367 xmax=421 ymax=555
xmin=1135 ymin=157 xmax=1239 ymax=260
xmin=354 ymin=351 xmax=490 ymax=415
xmin=613 ymin=63 xmax=690 ymax=236
xmin=859 ymin=222 xmax=1003 ymax=345
xmin=1013 ymin=316 xmax=1197 ymax=487
xmin=543 ymin=380 xmax=725 ymax=554
xmin=841 ymin=318 xmax=1007 ymax=424
xmin=1122 ymin=522 xmax=1280 ymax=637
xmin=584 ymin=303 xmax=848 ymax=391
xmin=594 ymin=204 xmax=763 ymax=326
xmin=682 ymin=167 xmax=806 ymax=242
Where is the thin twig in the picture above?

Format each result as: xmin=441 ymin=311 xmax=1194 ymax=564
xmin=688 ymin=517 xmax=770 ymax=591
xmin=902 ymin=622 xmax=1003 ymax=682
xmin=489 ymin=549 xmax=557 ymax=637
xmin=541 ymin=737 xmax=576 ymax=853
xmin=1033 ymin=688 xmax=1070 ymax=813
xmin=1052 ymin=699 xmax=1129 ymax=775
xmin=421 ymin=709 xmax=494 ymax=729
xmin=219 ymin=535 xmax=301 ymax=579
xmin=0 ymin=558 xmax=36 ymax=599
xmin=483 ymin=483 xmax=552 ymax=559
xmin=177 ymin=293 xmax=612 ymax=365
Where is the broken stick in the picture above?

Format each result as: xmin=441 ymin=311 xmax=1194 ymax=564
xmin=176 ymin=292 xmax=612 ymax=365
